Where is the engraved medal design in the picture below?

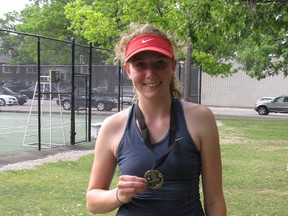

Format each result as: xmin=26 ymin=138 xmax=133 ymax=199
xmin=144 ymin=169 xmax=164 ymax=189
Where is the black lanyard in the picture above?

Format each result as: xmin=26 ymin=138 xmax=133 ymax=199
xmin=135 ymin=99 xmax=177 ymax=170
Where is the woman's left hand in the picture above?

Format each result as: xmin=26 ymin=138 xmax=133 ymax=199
xmin=116 ymin=175 xmax=148 ymax=204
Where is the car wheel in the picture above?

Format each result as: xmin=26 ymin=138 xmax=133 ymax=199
xmin=105 ymin=107 xmax=113 ymax=111
xmin=0 ymin=98 xmax=6 ymax=106
xmin=18 ymin=99 xmax=25 ymax=105
xmin=96 ymin=101 xmax=106 ymax=111
xmin=62 ymin=100 xmax=71 ymax=110
xmin=257 ymin=106 xmax=268 ymax=115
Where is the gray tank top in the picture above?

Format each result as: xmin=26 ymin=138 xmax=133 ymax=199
xmin=116 ymin=99 xmax=204 ymax=215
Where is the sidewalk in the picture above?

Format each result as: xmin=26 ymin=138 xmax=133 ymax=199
xmin=0 ymin=142 xmax=95 ymax=168
xmin=209 ymin=106 xmax=255 ymax=117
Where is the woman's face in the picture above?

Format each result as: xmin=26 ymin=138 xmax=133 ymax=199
xmin=124 ymin=51 xmax=176 ymax=100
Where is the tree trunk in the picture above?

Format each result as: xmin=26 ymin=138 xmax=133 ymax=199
xmin=183 ymin=39 xmax=191 ymax=101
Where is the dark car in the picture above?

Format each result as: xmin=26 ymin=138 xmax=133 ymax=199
xmin=254 ymin=95 xmax=288 ymax=115
xmin=0 ymin=86 xmax=29 ymax=105
xmin=56 ymin=88 xmax=117 ymax=111
xmin=19 ymin=85 xmax=58 ymax=100
xmin=2 ymin=82 xmax=27 ymax=93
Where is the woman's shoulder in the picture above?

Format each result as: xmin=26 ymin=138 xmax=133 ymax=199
xmin=181 ymin=101 xmax=218 ymax=151
xmin=102 ymin=107 xmax=131 ymax=129
xmin=181 ymin=100 xmax=213 ymax=118
xmin=181 ymin=100 xmax=217 ymax=131
xmin=96 ymin=107 xmax=132 ymax=156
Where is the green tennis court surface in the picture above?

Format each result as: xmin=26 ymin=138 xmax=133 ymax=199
xmin=0 ymin=111 xmax=105 ymax=157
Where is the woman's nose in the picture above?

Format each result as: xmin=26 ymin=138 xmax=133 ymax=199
xmin=145 ymin=64 xmax=157 ymax=76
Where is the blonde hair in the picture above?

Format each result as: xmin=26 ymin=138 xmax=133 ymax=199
xmin=115 ymin=23 xmax=182 ymax=99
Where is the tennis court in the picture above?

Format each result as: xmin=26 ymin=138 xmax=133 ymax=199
xmin=0 ymin=110 xmax=107 ymax=157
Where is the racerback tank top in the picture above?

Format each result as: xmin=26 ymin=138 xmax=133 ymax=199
xmin=116 ymin=99 xmax=204 ymax=216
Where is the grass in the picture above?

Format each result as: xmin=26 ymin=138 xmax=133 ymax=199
xmin=218 ymin=118 xmax=288 ymax=216
xmin=0 ymin=117 xmax=287 ymax=215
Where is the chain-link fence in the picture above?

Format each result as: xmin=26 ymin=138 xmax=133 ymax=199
xmin=0 ymin=29 xmax=124 ymax=154
xmin=0 ymin=29 xmax=199 ymax=156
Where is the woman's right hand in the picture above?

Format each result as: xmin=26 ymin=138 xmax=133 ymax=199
xmin=116 ymin=175 xmax=148 ymax=204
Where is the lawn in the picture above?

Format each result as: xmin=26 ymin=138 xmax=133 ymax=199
xmin=0 ymin=117 xmax=287 ymax=215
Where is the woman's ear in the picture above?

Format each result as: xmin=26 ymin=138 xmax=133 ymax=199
xmin=124 ymin=63 xmax=132 ymax=79
xmin=172 ymin=59 xmax=177 ymax=73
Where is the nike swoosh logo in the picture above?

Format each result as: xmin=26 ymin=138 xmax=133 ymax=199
xmin=142 ymin=38 xmax=154 ymax=43
xmin=175 ymin=137 xmax=185 ymax=142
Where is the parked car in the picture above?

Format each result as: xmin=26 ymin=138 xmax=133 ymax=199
xmin=0 ymin=94 xmax=18 ymax=106
xmin=0 ymin=86 xmax=29 ymax=105
xmin=114 ymin=87 xmax=134 ymax=105
xmin=2 ymin=82 xmax=27 ymax=93
xmin=19 ymin=85 xmax=58 ymax=100
xmin=254 ymin=95 xmax=288 ymax=115
xmin=119 ymin=92 xmax=134 ymax=105
xmin=56 ymin=88 xmax=118 ymax=111
xmin=255 ymin=96 xmax=274 ymax=104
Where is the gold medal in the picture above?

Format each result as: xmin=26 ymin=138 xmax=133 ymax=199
xmin=144 ymin=169 xmax=164 ymax=189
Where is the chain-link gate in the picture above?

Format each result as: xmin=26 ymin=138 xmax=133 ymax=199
xmin=73 ymin=74 xmax=89 ymax=144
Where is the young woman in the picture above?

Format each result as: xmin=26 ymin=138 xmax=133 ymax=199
xmin=86 ymin=24 xmax=226 ymax=215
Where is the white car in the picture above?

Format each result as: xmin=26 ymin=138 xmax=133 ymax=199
xmin=0 ymin=94 xmax=18 ymax=106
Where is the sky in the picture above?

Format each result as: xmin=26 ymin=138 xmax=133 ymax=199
xmin=0 ymin=0 xmax=31 ymax=17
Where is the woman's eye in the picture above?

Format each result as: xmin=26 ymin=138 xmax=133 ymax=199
xmin=135 ymin=62 xmax=146 ymax=68
xmin=155 ymin=60 xmax=167 ymax=68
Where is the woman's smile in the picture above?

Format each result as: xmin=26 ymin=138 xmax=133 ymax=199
xmin=143 ymin=81 xmax=163 ymax=87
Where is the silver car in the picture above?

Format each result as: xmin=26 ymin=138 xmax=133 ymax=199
xmin=256 ymin=97 xmax=274 ymax=103
xmin=254 ymin=95 xmax=288 ymax=115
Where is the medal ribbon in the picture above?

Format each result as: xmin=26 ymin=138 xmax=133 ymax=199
xmin=135 ymin=99 xmax=177 ymax=170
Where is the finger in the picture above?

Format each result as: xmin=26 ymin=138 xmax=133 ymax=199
xmin=119 ymin=175 xmax=147 ymax=183
xmin=118 ymin=179 xmax=147 ymax=190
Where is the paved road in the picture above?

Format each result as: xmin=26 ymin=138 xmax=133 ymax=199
xmin=0 ymin=99 xmax=118 ymax=116
xmin=210 ymin=106 xmax=288 ymax=120
xmin=0 ymin=99 xmax=287 ymax=120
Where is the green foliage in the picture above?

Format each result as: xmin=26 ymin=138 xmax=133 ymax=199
xmin=0 ymin=0 xmax=79 ymax=65
xmin=0 ymin=0 xmax=287 ymax=78
xmin=64 ymin=0 xmax=288 ymax=78
xmin=18 ymin=2 xmax=72 ymax=39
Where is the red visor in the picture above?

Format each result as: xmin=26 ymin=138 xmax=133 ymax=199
xmin=125 ymin=34 xmax=174 ymax=62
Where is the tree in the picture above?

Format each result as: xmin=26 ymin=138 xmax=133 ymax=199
xmin=1 ymin=0 xmax=287 ymax=79
xmin=236 ymin=0 xmax=288 ymax=79
xmin=64 ymin=0 xmax=288 ymax=80
xmin=0 ymin=0 xmax=89 ymax=65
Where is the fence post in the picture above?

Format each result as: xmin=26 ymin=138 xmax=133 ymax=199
xmin=37 ymin=36 xmax=41 ymax=151
xmin=118 ymin=62 xmax=122 ymax=111
xmin=88 ymin=42 xmax=92 ymax=142
xmin=199 ymin=64 xmax=202 ymax=105
xmin=70 ymin=38 xmax=76 ymax=145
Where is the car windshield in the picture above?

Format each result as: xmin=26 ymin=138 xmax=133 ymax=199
xmin=4 ymin=87 xmax=15 ymax=94
xmin=3 ymin=87 xmax=16 ymax=94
